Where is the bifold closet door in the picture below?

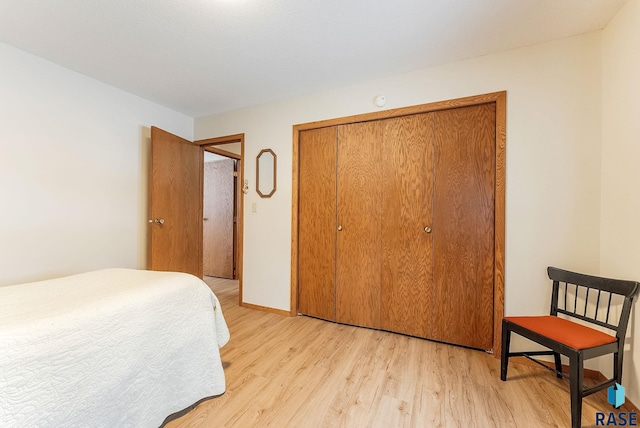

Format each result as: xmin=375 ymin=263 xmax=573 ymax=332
xmin=335 ymin=121 xmax=383 ymax=328
xmin=298 ymin=127 xmax=337 ymax=321
xmin=381 ymin=113 xmax=435 ymax=338
xmin=297 ymin=102 xmax=497 ymax=350
xmin=430 ymin=103 xmax=496 ymax=350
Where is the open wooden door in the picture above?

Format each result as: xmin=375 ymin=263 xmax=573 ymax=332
xmin=149 ymin=126 xmax=203 ymax=278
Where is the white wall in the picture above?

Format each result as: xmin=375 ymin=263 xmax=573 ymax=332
xmin=195 ymin=32 xmax=603 ymax=322
xmin=601 ymin=0 xmax=640 ymax=407
xmin=0 ymin=42 xmax=193 ymax=286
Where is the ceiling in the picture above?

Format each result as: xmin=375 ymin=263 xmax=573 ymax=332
xmin=0 ymin=0 xmax=625 ymax=118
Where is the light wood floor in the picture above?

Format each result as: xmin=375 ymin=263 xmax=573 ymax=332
xmin=166 ymin=277 xmax=634 ymax=428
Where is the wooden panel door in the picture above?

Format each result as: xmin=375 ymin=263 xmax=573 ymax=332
xmin=203 ymin=158 xmax=235 ymax=278
xmin=298 ymin=127 xmax=337 ymax=321
xmin=149 ymin=127 xmax=203 ymax=278
xmin=381 ymin=113 xmax=435 ymax=338
xmin=430 ymin=104 xmax=496 ymax=350
xmin=336 ymin=121 xmax=383 ymax=328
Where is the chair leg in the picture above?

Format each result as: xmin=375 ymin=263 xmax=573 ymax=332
xmin=569 ymin=353 xmax=584 ymax=428
xmin=614 ymin=351 xmax=623 ymax=384
xmin=553 ymin=352 xmax=562 ymax=379
xmin=500 ymin=320 xmax=510 ymax=381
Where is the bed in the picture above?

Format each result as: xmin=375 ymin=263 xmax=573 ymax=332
xmin=0 ymin=268 xmax=229 ymax=427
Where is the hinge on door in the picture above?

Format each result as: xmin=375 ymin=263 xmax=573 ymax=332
xmin=233 ymin=216 xmax=237 ymax=224
xmin=233 ymin=171 xmax=238 ymax=177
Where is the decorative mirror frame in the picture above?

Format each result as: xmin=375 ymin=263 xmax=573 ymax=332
xmin=256 ymin=148 xmax=277 ymax=198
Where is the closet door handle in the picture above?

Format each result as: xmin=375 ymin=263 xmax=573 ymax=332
xmin=424 ymin=226 xmax=432 ymax=233
xmin=337 ymin=225 xmax=343 ymax=231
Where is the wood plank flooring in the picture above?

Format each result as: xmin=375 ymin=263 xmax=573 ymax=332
xmin=166 ymin=277 xmax=635 ymax=428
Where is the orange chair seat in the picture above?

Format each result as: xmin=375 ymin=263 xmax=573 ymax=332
xmin=505 ymin=315 xmax=617 ymax=350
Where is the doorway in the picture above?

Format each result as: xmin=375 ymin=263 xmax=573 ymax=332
xmin=203 ymin=153 xmax=236 ymax=279
xmin=195 ymin=134 xmax=245 ymax=306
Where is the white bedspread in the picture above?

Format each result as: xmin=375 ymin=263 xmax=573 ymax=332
xmin=0 ymin=268 xmax=229 ymax=428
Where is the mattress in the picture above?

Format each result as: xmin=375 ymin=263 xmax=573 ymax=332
xmin=0 ymin=268 xmax=229 ymax=427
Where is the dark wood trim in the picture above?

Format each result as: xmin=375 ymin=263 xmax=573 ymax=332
xmin=290 ymin=92 xmax=507 ymax=351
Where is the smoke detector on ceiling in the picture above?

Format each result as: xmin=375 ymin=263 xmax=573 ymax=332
xmin=373 ymin=95 xmax=387 ymax=108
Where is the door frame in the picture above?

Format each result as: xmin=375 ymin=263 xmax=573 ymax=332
xmin=290 ymin=92 xmax=506 ymax=355
xmin=195 ymin=134 xmax=245 ymax=307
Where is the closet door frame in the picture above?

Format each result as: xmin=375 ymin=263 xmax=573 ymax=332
xmin=291 ymin=91 xmax=506 ymax=356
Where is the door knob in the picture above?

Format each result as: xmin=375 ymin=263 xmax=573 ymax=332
xmin=424 ymin=226 xmax=432 ymax=233
xmin=155 ymin=218 xmax=165 ymax=225
xmin=337 ymin=225 xmax=343 ymax=231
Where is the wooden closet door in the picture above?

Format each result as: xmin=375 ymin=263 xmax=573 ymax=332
xmin=430 ymin=103 xmax=496 ymax=350
xmin=336 ymin=121 xmax=383 ymax=328
xmin=298 ymin=127 xmax=337 ymax=321
xmin=381 ymin=113 xmax=435 ymax=338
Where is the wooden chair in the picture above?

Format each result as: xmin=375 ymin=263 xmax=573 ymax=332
xmin=500 ymin=267 xmax=639 ymax=428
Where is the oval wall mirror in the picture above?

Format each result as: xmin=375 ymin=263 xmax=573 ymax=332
xmin=256 ymin=149 xmax=277 ymax=198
